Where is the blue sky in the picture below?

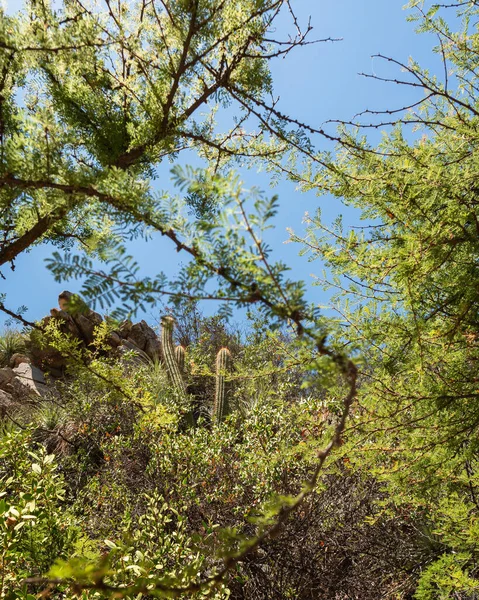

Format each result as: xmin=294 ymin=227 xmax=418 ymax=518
xmin=0 ymin=1 xmax=439 ymax=327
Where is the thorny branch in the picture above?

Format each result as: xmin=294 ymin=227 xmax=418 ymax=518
xmin=0 ymin=3 xmax=361 ymax=594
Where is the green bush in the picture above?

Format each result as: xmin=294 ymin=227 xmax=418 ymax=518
xmin=0 ymin=428 xmax=81 ymax=599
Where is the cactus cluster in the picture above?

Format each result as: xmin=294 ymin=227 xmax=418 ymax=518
xmin=160 ymin=315 xmax=234 ymax=425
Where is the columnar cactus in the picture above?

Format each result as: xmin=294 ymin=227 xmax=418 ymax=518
xmin=175 ymin=344 xmax=186 ymax=374
xmin=213 ymin=347 xmax=232 ymax=425
xmin=160 ymin=316 xmax=186 ymax=394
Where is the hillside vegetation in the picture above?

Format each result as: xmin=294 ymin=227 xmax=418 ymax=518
xmin=0 ymin=297 xmax=431 ymax=599
xmin=2 ymin=0 xmax=479 ymax=598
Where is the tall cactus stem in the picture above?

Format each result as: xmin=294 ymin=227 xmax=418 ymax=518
xmin=161 ymin=316 xmax=186 ymax=394
xmin=213 ymin=347 xmax=232 ymax=425
xmin=175 ymin=344 xmax=186 ymax=374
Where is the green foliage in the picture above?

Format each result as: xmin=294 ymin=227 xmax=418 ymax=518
xmin=286 ymin=1 xmax=479 ymax=596
xmin=50 ymin=493 xmax=228 ymax=599
xmin=0 ymin=302 xmax=430 ymax=598
xmin=415 ymin=554 xmax=479 ymax=600
xmin=0 ymin=429 xmax=80 ymax=598
xmin=0 ymin=329 xmax=25 ymax=367
xmin=7 ymin=0 xmax=479 ymax=596
xmin=0 ymin=0 xmax=311 ymax=321
xmin=8 ymin=308 xmax=349 ymax=595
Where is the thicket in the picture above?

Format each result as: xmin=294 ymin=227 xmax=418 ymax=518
xmin=1 ymin=0 xmax=479 ymax=598
xmin=1 ymin=312 xmax=429 ymax=599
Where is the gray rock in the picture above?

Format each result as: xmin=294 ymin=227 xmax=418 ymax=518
xmin=128 ymin=320 xmax=161 ymax=360
xmin=29 ymin=347 xmax=66 ymax=372
xmin=118 ymin=340 xmax=151 ymax=365
xmin=107 ymin=332 xmax=122 ymax=348
xmin=27 ymin=326 xmax=67 ymax=371
xmin=13 ymin=362 xmax=45 ymax=384
xmin=50 ymin=308 xmax=69 ymax=319
xmin=26 ymin=292 xmax=165 ymax=374
xmin=12 ymin=363 xmax=48 ymax=396
xmin=127 ymin=321 xmax=148 ymax=350
xmin=118 ymin=320 xmax=133 ymax=336
xmin=0 ymin=367 xmax=15 ymax=387
xmin=53 ymin=292 xmax=103 ymax=346
xmin=73 ymin=311 xmax=103 ymax=345
xmin=9 ymin=353 xmax=30 ymax=368
xmin=49 ymin=311 xmax=83 ymax=340
xmin=144 ymin=336 xmax=161 ymax=361
xmin=0 ymin=389 xmax=15 ymax=417
xmin=58 ymin=290 xmax=75 ymax=311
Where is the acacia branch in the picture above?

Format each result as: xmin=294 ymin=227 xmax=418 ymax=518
xmin=0 ymin=205 xmax=69 ymax=266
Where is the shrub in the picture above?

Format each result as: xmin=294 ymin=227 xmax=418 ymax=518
xmin=0 ymin=329 xmax=26 ymax=368
xmin=0 ymin=428 xmax=81 ymax=598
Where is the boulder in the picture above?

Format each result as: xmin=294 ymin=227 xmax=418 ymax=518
xmin=54 ymin=292 xmax=103 ymax=345
xmin=27 ymin=333 xmax=67 ymax=372
xmin=26 ymin=291 xmax=163 ymax=376
xmin=9 ymin=353 xmax=30 ymax=368
xmin=118 ymin=320 xmax=133 ymax=337
xmin=30 ymin=350 xmax=66 ymax=373
xmin=118 ymin=340 xmax=151 ymax=365
xmin=0 ymin=367 xmax=15 ymax=388
xmin=128 ymin=322 xmax=148 ymax=350
xmin=107 ymin=331 xmax=122 ymax=348
xmin=50 ymin=308 xmax=68 ymax=319
xmin=128 ymin=320 xmax=161 ymax=360
xmin=0 ymin=363 xmax=48 ymax=400
xmin=73 ymin=311 xmax=103 ymax=345
xmin=12 ymin=363 xmax=48 ymax=396
xmin=48 ymin=311 xmax=82 ymax=340
xmin=144 ymin=336 xmax=161 ymax=361
xmin=0 ymin=389 xmax=15 ymax=417
xmin=58 ymin=290 xmax=74 ymax=311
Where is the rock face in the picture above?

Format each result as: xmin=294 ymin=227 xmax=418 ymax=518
xmin=0 ymin=367 xmax=14 ymax=386
xmin=9 ymin=353 xmax=30 ymax=368
xmin=0 ymin=360 xmax=48 ymax=403
xmin=0 ymin=291 xmax=163 ymax=413
xmin=117 ymin=340 xmax=151 ymax=365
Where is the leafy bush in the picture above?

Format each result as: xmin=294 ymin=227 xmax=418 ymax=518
xmin=0 ymin=428 xmax=81 ymax=599
xmin=415 ymin=554 xmax=479 ymax=600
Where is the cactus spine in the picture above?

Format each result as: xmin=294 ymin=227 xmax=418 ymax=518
xmin=161 ymin=316 xmax=186 ymax=394
xmin=213 ymin=347 xmax=232 ymax=425
xmin=175 ymin=344 xmax=186 ymax=374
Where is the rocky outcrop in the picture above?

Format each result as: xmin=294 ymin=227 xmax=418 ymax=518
xmin=9 ymin=353 xmax=30 ymax=368
xmin=126 ymin=320 xmax=162 ymax=360
xmin=117 ymin=339 xmax=151 ymax=365
xmin=0 ymin=367 xmax=15 ymax=389
xmin=27 ymin=291 xmax=161 ymax=373
xmin=0 ymin=292 xmax=164 ymax=412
